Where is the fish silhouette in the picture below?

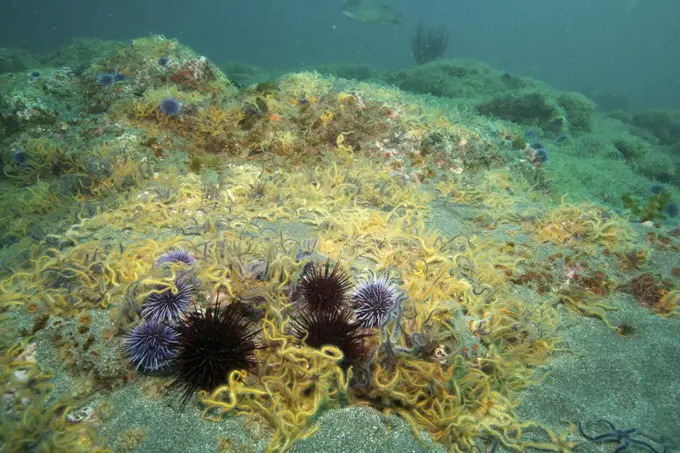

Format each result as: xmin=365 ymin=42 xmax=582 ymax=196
xmin=341 ymin=0 xmax=402 ymax=25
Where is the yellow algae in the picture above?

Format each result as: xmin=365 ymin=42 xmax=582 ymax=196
xmin=1 ymin=152 xmax=568 ymax=451
xmin=530 ymin=199 xmax=635 ymax=251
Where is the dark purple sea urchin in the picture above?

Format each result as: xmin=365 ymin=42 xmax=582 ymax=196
xmin=351 ymin=276 xmax=400 ymax=328
xmin=125 ymin=320 xmax=179 ymax=372
xmin=297 ymin=261 xmax=352 ymax=311
xmin=172 ymin=302 xmax=259 ymax=405
xmin=141 ymin=278 xmax=194 ymax=323
xmin=290 ymin=306 xmax=371 ymax=369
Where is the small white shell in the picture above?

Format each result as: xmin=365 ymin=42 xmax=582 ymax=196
xmin=66 ymin=406 xmax=95 ymax=424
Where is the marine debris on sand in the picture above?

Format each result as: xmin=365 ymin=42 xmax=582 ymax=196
xmin=0 ymin=36 xmax=678 ymax=453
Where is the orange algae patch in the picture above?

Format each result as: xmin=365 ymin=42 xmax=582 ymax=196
xmin=657 ymin=290 xmax=680 ymax=317
xmin=625 ymin=274 xmax=679 ymax=317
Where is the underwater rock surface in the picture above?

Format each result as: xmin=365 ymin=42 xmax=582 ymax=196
xmin=0 ymin=36 xmax=678 ymax=453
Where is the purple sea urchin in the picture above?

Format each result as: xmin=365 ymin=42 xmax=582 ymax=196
xmin=96 ymin=73 xmax=115 ymax=87
xmin=534 ymin=147 xmax=549 ymax=163
xmin=297 ymin=261 xmax=352 ymax=311
xmin=159 ymin=97 xmax=181 ymax=117
xmin=12 ymin=150 xmax=29 ymax=165
xmin=125 ymin=321 xmax=179 ymax=372
xmin=155 ymin=248 xmax=195 ymax=267
xmin=300 ymin=261 xmax=315 ymax=278
xmin=141 ymin=278 xmax=194 ymax=323
xmin=290 ymin=306 xmax=371 ymax=369
xmin=650 ymin=184 xmax=666 ymax=194
xmin=172 ymin=301 xmax=259 ymax=405
xmin=351 ymin=275 xmax=400 ymax=328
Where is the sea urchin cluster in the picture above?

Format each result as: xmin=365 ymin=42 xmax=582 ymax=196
xmin=125 ymin=249 xmax=262 ymax=405
xmin=291 ymin=260 xmax=379 ymax=369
